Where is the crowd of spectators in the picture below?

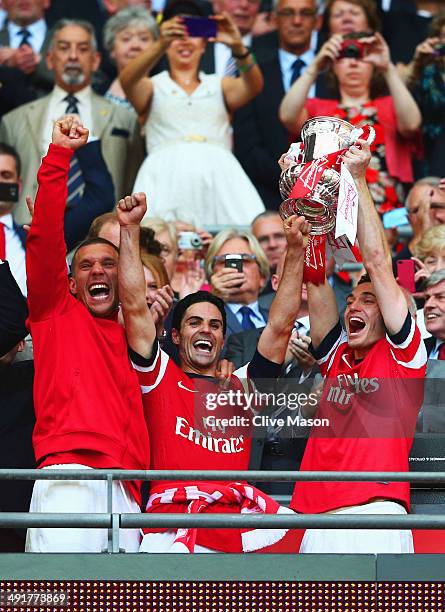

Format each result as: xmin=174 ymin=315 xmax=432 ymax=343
xmin=0 ymin=0 xmax=445 ymax=555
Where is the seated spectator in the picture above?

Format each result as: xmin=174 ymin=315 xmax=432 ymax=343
xmin=0 ymin=0 xmax=54 ymax=98
xmin=0 ymin=18 xmax=144 ymax=225
xmin=0 ymin=139 xmax=114 ymax=295
xmin=205 ymin=228 xmax=271 ymax=339
xmin=279 ymin=29 xmax=422 ymax=215
xmin=103 ymin=7 xmax=159 ymax=108
xmin=404 ymin=10 xmax=445 ymax=177
xmin=120 ymin=0 xmax=265 ymax=226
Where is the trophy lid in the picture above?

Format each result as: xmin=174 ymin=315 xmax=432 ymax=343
xmin=301 ymin=116 xmax=356 ymax=162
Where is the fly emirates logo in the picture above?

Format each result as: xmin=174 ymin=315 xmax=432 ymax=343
xmin=326 ymin=372 xmax=379 ymax=407
xmin=175 ymin=416 xmax=244 ymax=454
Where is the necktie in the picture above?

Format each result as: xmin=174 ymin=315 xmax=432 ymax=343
xmin=17 ymin=28 xmax=31 ymax=47
xmin=240 ymin=305 xmax=256 ymax=331
xmin=290 ymin=58 xmax=305 ymax=86
xmin=0 ymin=222 xmax=5 ymax=260
xmin=438 ymin=343 xmax=445 ymax=360
xmin=64 ymin=94 xmax=80 ymax=115
xmin=63 ymin=95 xmax=85 ymax=207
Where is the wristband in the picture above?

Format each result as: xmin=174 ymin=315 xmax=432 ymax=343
xmin=232 ymin=48 xmax=250 ymax=60
xmin=237 ymin=53 xmax=257 ymax=73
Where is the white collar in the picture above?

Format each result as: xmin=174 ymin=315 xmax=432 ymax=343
xmin=0 ymin=213 xmax=13 ymax=229
xmin=8 ymin=18 xmax=46 ymax=37
xmin=52 ymin=83 xmax=92 ymax=104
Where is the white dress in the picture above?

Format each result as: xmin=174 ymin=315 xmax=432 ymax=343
xmin=134 ymin=71 xmax=265 ymax=226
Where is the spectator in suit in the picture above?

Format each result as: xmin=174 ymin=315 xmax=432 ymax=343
xmin=0 ymin=138 xmax=115 ymax=295
xmin=0 ymin=19 xmax=144 ymax=225
xmin=0 ymin=261 xmax=34 ymax=552
xmin=205 ymin=228 xmax=272 ymax=339
xmin=0 ymin=0 xmax=54 ymax=96
xmin=423 ymin=269 xmax=445 ymax=359
xmin=200 ymin=0 xmax=278 ymax=75
xmin=233 ymin=0 xmax=322 ymax=210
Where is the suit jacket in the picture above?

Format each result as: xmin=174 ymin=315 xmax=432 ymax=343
xmin=200 ymin=30 xmax=279 ymax=75
xmin=0 ymin=24 xmax=54 ymax=97
xmin=0 ymin=261 xmax=28 ymax=357
xmin=233 ymin=51 xmax=329 ymax=210
xmin=0 ymin=92 xmax=144 ymax=225
xmin=224 ymin=292 xmax=273 ymax=340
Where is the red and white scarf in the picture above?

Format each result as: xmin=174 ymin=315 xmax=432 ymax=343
xmin=146 ymin=482 xmax=295 ymax=553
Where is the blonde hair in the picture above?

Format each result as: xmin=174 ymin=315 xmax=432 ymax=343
xmin=141 ymin=217 xmax=178 ymax=256
xmin=140 ymin=253 xmax=169 ymax=288
xmin=412 ymin=225 xmax=445 ymax=261
xmin=204 ymin=229 xmax=270 ymax=281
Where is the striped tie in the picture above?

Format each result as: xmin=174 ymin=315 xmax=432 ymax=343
xmin=63 ymin=95 xmax=85 ymax=207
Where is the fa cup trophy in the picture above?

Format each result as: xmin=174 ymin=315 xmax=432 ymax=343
xmin=279 ymin=116 xmax=375 ymax=283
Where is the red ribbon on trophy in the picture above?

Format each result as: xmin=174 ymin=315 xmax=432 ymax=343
xmin=283 ymin=124 xmax=374 ymax=285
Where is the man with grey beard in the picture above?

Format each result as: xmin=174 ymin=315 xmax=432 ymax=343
xmin=0 ymin=19 xmax=143 ymax=225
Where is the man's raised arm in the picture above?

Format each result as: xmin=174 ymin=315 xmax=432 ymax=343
xmin=117 ymin=193 xmax=156 ymax=359
xmin=343 ymin=140 xmax=408 ymax=334
xmin=26 ymin=116 xmax=89 ymax=322
xmin=257 ymin=215 xmax=310 ymax=363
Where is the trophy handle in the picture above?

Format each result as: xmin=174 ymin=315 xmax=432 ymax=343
xmin=349 ymin=125 xmax=376 ymax=147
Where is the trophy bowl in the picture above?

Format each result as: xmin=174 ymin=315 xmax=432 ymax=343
xmin=278 ymin=116 xmax=371 ymax=235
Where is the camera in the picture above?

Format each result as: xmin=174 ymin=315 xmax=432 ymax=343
xmin=178 ymin=231 xmax=202 ymax=251
xmin=338 ymin=39 xmax=366 ymax=60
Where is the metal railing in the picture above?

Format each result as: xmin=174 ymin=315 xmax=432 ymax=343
xmin=1 ymin=469 xmax=444 ymax=553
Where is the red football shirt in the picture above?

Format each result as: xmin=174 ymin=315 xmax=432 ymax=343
xmin=291 ymin=313 xmax=427 ymax=513
xmin=131 ymin=341 xmax=281 ymax=552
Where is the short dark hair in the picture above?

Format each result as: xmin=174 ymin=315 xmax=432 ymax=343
xmin=357 ymin=272 xmax=371 ymax=285
xmin=0 ymin=142 xmax=21 ymax=177
xmin=171 ymin=291 xmax=227 ymax=335
xmin=71 ymin=237 xmax=119 ymax=274
xmin=163 ymin=0 xmax=206 ymax=20
xmin=321 ymin=0 xmax=381 ymax=36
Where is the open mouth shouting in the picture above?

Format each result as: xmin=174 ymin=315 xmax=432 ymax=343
xmin=193 ymin=338 xmax=214 ymax=355
xmin=348 ymin=316 xmax=366 ymax=337
xmin=88 ymin=282 xmax=111 ymax=302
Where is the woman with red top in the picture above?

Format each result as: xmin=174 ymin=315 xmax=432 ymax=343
xmin=279 ymin=32 xmax=422 ymax=215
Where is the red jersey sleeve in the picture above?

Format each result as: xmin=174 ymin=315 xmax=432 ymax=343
xmin=310 ymin=320 xmax=348 ymax=377
xmin=385 ymin=313 xmax=427 ymax=374
xmin=129 ymin=340 xmax=171 ymax=394
xmin=26 ymin=144 xmax=74 ymax=322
